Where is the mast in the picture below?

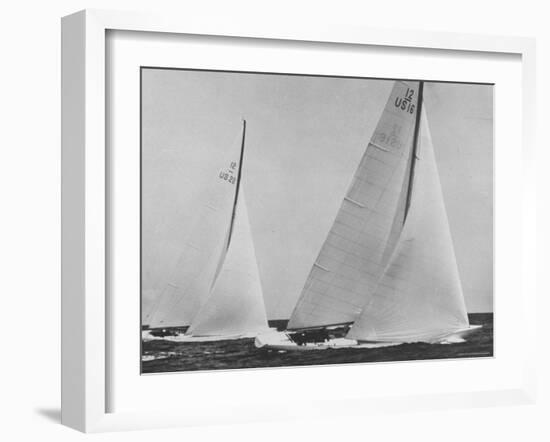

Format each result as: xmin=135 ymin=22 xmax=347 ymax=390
xmin=227 ymin=119 xmax=246 ymax=250
xmin=404 ymin=81 xmax=424 ymax=223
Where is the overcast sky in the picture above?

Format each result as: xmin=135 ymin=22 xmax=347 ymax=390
xmin=141 ymin=68 xmax=493 ymax=320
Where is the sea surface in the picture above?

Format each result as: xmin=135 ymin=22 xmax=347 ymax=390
xmin=141 ymin=313 xmax=493 ymax=374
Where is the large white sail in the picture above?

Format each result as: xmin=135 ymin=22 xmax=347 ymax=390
xmin=148 ymin=127 xmax=244 ymax=328
xmin=287 ymin=81 xmax=420 ymax=329
xmin=187 ymin=190 xmax=269 ymax=337
xmin=347 ymin=106 xmax=470 ymax=342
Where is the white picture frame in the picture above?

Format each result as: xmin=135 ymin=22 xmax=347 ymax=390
xmin=61 ymin=9 xmax=537 ymax=433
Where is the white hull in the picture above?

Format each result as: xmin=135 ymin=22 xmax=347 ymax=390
xmin=254 ymin=331 xmax=400 ymax=351
xmin=254 ymin=325 xmax=483 ymax=351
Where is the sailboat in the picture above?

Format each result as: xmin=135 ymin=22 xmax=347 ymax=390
xmin=144 ymin=120 xmax=270 ymax=342
xmin=255 ymin=81 xmax=482 ymax=351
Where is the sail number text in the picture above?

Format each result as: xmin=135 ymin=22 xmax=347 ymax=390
xmin=395 ymin=88 xmax=416 ymax=114
xmin=219 ymin=161 xmax=237 ymax=185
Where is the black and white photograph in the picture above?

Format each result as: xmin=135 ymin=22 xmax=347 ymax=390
xmin=140 ymin=68 xmax=494 ymax=374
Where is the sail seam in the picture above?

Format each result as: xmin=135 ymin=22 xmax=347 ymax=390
xmin=313 ymin=262 xmax=331 ymax=272
xmin=344 ymin=196 xmax=366 ymax=208
xmin=369 ymin=141 xmax=391 ymax=153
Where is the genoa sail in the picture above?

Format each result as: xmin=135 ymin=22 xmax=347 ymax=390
xmin=287 ymin=81 xmax=421 ymax=330
xmin=347 ymin=105 xmax=470 ymax=342
xmin=187 ymin=190 xmax=269 ymax=336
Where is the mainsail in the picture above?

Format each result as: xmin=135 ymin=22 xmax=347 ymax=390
xmin=347 ymin=104 xmax=470 ymax=342
xmin=287 ymin=81 xmax=421 ymax=329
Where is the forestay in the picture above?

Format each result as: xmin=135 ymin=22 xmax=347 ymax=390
xmin=287 ymin=81 xmax=420 ymax=329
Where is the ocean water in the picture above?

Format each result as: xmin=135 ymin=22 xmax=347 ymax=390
xmin=141 ymin=313 xmax=493 ymax=374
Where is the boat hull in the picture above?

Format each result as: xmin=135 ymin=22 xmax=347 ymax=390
xmin=254 ymin=325 xmax=483 ymax=351
xmin=254 ymin=331 xmax=399 ymax=351
xmin=143 ymin=329 xmax=272 ymax=343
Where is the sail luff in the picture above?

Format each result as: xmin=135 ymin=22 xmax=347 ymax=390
xmin=379 ymin=83 xmax=422 ymax=265
xmin=227 ymin=119 xmax=246 ymax=251
xmin=403 ymin=81 xmax=424 ymax=223
xmin=209 ymin=120 xmax=247 ymax=291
